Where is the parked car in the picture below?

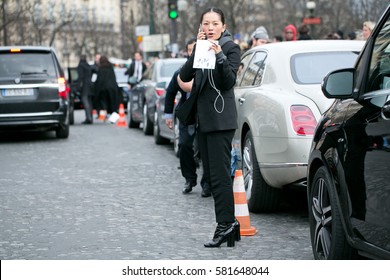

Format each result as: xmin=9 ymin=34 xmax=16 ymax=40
xmin=127 ymin=58 xmax=186 ymax=135
xmin=233 ymin=40 xmax=365 ymax=213
xmin=307 ymin=6 xmax=390 ymax=260
xmin=0 ymin=46 xmax=70 ymax=138
xmin=114 ymin=67 xmax=130 ymax=109
xmin=154 ymin=90 xmax=180 ymax=156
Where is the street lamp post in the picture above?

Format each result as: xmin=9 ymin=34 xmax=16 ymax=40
xmin=306 ymin=1 xmax=316 ymax=38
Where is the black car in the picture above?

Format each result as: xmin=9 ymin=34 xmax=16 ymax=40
xmin=307 ymin=5 xmax=390 ymax=259
xmin=0 ymin=46 xmax=70 ymax=138
xmin=127 ymin=58 xmax=186 ymax=135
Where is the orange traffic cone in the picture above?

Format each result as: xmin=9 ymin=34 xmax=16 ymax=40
xmin=92 ymin=109 xmax=97 ymax=117
xmin=233 ymin=170 xmax=257 ymax=236
xmin=98 ymin=110 xmax=107 ymax=121
xmin=116 ymin=103 xmax=127 ymax=127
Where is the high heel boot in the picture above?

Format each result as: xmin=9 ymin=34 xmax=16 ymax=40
xmin=204 ymin=222 xmax=236 ymax=248
xmin=234 ymin=219 xmax=241 ymax=241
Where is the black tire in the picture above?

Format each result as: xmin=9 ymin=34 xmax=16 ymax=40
xmin=154 ymin=111 xmax=170 ymax=144
xmin=173 ymin=118 xmax=180 ymax=157
xmin=143 ymin=103 xmax=153 ymax=135
xmin=242 ymin=131 xmax=281 ymax=213
xmin=56 ymin=123 xmax=69 ymax=139
xmin=308 ymin=166 xmax=357 ymax=259
xmin=127 ymin=100 xmax=139 ymax=128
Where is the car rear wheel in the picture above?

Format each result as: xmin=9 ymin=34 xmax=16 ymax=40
xmin=242 ymin=131 xmax=281 ymax=213
xmin=154 ymin=111 xmax=169 ymax=144
xmin=143 ymin=103 xmax=153 ymax=135
xmin=309 ymin=166 xmax=357 ymax=259
xmin=127 ymin=100 xmax=139 ymax=128
xmin=56 ymin=123 xmax=69 ymax=139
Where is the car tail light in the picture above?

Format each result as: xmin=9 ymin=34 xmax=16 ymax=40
xmin=155 ymin=87 xmax=165 ymax=97
xmin=58 ymin=77 xmax=68 ymax=99
xmin=290 ymin=105 xmax=317 ymax=136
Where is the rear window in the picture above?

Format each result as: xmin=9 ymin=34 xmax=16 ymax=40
xmin=0 ymin=52 xmax=57 ymax=77
xmin=291 ymin=51 xmax=359 ymax=84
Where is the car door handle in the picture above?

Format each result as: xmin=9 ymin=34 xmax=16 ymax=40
xmin=238 ymin=97 xmax=245 ymax=105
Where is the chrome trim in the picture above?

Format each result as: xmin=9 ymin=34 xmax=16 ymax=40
xmin=0 ymin=84 xmax=59 ymax=89
xmin=259 ymin=162 xmax=308 ymax=168
xmin=0 ymin=112 xmax=53 ymax=117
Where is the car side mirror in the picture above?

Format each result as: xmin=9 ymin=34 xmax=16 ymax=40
xmin=321 ymin=68 xmax=355 ymax=99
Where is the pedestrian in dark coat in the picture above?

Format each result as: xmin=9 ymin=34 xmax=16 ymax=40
xmin=179 ymin=7 xmax=241 ymax=248
xmin=94 ymin=56 xmax=119 ymax=116
xmin=77 ymin=54 xmax=93 ymax=124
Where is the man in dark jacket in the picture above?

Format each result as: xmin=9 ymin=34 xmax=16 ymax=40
xmin=164 ymin=38 xmax=211 ymax=197
xmin=77 ymin=54 xmax=93 ymax=124
xmin=125 ymin=52 xmax=147 ymax=86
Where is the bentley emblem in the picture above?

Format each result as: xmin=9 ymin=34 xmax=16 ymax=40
xmin=14 ymin=78 xmax=21 ymax=84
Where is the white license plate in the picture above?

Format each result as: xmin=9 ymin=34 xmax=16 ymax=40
xmin=1 ymin=88 xmax=34 ymax=97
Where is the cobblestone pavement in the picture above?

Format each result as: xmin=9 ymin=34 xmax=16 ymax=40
xmin=0 ymin=110 xmax=313 ymax=260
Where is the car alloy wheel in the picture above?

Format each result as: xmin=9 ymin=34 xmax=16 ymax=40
xmin=127 ymin=100 xmax=139 ymax=128
xmin=309 ymin=166 xmax=356 ymax=259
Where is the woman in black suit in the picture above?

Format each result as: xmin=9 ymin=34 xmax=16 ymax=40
xmin=179 ymin=7 xmax=241 ymax=247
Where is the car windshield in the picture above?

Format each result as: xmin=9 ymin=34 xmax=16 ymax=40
xmin=160 ymin=62 xmax=182 ymax=78
xmin=0 ymin=53 xmax=57 ymax=77
xmin=291 ymin=51 xmax=360 ymax=84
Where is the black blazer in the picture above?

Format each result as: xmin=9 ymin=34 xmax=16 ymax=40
xmin=179 ymin=32 xmax=241 ymax=133
xmin=164 ymin=69 xmax=188 ymax=115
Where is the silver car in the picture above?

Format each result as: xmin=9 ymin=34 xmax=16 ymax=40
xmin=234 ymin=40 xmax=365 ymax=213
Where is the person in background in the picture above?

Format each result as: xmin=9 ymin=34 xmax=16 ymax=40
xmin=179 ymin=7 xmax=241 ymax=248
xmin=272 ymin=35 xmax=283 ymax=42
xmin=250 ymin=26 xmax=270 ymax=47
xmin=348 ymin=31 xmax=356 ymax=40
xmin=297 ymin=24 xmax=312 ymax=40
xmin=283 ymin=24 xmax=297 ymax=41
xmin=164 ymin=38 xmax=211 ymax=198
xmin=94 ymin=56 xmax=119 ymax=119
xmin=91 ymin=53 xmax=101 ymax=118
xmin=77 ymin=54 xmax=94 ymax=124
xmin=362 ymin=21 xmax=376 ymax=40
xmin=125 ymin=52 xmax=147 ymax=86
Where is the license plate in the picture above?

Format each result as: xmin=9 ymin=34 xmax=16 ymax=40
xmin=1 ymin=88 xmax=34 ymax=97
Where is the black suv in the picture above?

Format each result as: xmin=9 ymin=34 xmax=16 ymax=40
xmin=0 ymin=46 xmax=70 ymax=138
xmin=307 ymin=5 xmax=390 ymax=259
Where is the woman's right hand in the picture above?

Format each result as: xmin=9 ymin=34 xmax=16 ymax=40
xmin=165 ymin=119 xmax=173 ymax=130
xmin=198 ymin=30 xmax=206 ymax=40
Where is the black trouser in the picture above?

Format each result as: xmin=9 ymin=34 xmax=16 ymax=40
xmin=81 ymin=94 xmax=93 ymax=122
xmin=198 ymin=129 xmax=235 ymax=223
xmin=179 ymin=123 xmax=197 ymax=184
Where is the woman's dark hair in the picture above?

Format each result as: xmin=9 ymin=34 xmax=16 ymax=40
xmin=99 ymin=55 xmax=112 ymax=67
xmin=186 ymin=37 xmax=196 ymax=50
xmin=199 ymin=7 xmax=225 ymax=25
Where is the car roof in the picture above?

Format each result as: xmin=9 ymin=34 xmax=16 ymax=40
xmin=0 ymin=46 xmax=54 ymax=52
xmin=250 ymin=40 xmax=365 ymax=54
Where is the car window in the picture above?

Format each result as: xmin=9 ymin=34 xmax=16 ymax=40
xmin=114 ymin=68 xmax=128 ymax=83
xmin=239 ymin=51 xmax=267 ymax=87
xmin=236 ymin=53 xmax=252 ymax=86
xmin=160 ymin=62 xmax=181 ymax=78
xmin=366 ymin=17 xmax=390 ymax=93
xmin=0 ymin=52 xmax=57 ymax=77
xmin=291 ymin=51 xmax=359 ymax=84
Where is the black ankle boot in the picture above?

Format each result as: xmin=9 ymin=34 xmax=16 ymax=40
xmin=204 ymin=222 xmax=236 ymax=248
xmin=234 ymin=219 xmax=241 ymax=241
